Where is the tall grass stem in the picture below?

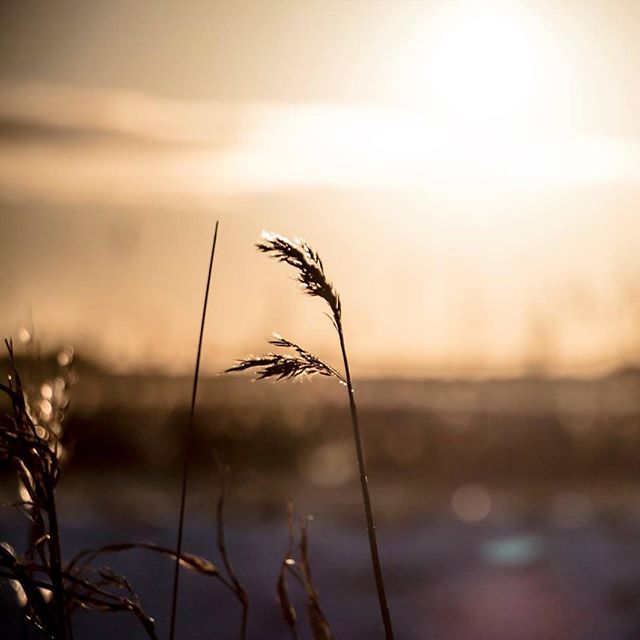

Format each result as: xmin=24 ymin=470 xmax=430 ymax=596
xmin=336 ymin=320 xmax=394 ymax=640
xmin=169 ymin=221 xmax=220 ymax=640
xmin=48 ymin=495 xmax=69 ymax=640
xmin=226 ymin=231 xmax=394 ymax=638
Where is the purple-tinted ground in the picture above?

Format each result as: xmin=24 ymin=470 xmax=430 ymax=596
xmin=2 ymin=477 xmax=640 ymax=640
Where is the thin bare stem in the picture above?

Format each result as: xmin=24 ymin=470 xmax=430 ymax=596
xmin=336 ymin=321 xmax=394 ymax=640
xmin=277 ymin=501 xmax=299 ymax=640
xmin=216 ymin=478 xmax=249 ymax=640
xmin=169 ymin=221 xmax=220 ymax=640
xmin=47 ymin=495 xmax=70 ymax=640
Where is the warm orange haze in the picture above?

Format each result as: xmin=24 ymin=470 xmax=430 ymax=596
xmin=2 ymin=0 xmax=640 ymax=376
xmin=2 ymin=3 xmax=640 ymax=640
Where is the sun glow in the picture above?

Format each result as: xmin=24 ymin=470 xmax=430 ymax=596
xmin=427 ymin=2 xmax=546 ymax=126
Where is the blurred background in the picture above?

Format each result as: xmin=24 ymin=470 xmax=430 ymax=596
xmin=1 ymin=1 xmax=640 ymax=638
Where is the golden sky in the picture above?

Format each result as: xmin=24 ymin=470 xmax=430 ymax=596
xmin=1 ymin=0 xmax=640 ymax=376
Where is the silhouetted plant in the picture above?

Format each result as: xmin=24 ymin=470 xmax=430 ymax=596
xmin=215 ymin=469 xmax=249 ymax=639
xmin=276 ymin=502 xmax=333 ymax=640
xmin=0 ymin=338 xmax=248 ymax=640
xmin=170 ymin=222 xmax=220 ymax=640
xmin=1 ymin=338 xmax=71 ymax=639
xmin=227 ymin=231 xmax=395 ymax=640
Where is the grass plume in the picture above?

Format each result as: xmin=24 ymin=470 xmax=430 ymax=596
xmin=226 ymin=334 xmax=344 ymax=382
xmin=227 ymin=231 xmax=395 ymax=640
xmin=256 ymin=232 xmax=341 ymax=324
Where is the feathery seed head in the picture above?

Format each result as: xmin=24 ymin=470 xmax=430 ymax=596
xmin=256 ymin=232 xmax=341 ymax=324
xmin=225 ymin=334 xmax=343 ymax=383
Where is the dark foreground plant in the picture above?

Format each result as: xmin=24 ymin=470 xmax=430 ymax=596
xmin=277 ymin=502 xmax=333 ymax=640
xmin=0 ymin=337 xmax=249 ymax=640
xmin=1 ymin=338 xmax=70 ymax=639
xmin=216 ymin=470 xmax=249 ymax=639
xmin=0 ymin=338 xmax=161 ymax=638
xmin=227 ymin=231 xmax=395 ymax=640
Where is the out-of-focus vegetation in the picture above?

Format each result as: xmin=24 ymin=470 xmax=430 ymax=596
xmin=3 ymin=349 xmax=640 ymax=640
xmin=3 ymin=353 xmax=639 ymax=487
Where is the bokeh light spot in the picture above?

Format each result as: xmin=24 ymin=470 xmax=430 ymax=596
xmin=452 ymin=483 xmax=492 ymax=523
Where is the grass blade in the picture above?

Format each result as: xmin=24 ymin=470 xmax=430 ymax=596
xmin=169 ymin=221 xmax=220 ymax=640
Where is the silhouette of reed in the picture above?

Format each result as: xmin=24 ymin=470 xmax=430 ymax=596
xmin=227 ymin=231 xmax=395 ymax=640
xmin=0 ymin=341 xmax=251 ymax=638
xmin=169 ymin=221 xmax=220 ymax=640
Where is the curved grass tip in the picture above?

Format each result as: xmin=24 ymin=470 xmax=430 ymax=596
xmin=256 ymin=231 xmax=341 ymax=323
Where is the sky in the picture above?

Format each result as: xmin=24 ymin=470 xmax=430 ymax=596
xmin=1 ymin=0 xmax=640 ymax=377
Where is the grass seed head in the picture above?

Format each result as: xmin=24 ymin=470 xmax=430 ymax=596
xmin=257 ymin=232 xmax=341 ymax=325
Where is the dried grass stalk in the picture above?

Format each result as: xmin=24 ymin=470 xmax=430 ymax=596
xmin=228 ymin=231 xmax=394 ymax=640
xmin=169 ymin=222 xmax=220 ymax=640
xmin=276 ymin=504 xmax=333 ymax=640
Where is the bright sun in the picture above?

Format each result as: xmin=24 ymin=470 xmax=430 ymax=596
xmin=428 ymin=2 xmax=543 ymax=125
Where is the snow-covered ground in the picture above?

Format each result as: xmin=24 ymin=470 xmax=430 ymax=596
xmin=3 ymin=480 xmax=640 ymax=640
